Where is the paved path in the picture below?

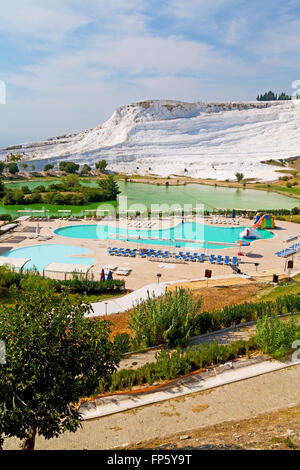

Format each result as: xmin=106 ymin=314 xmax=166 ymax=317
xmin=90 ymin=282 xmax=168 ymax=317
xmin=90 ymin=274 xmax=251 ymax=317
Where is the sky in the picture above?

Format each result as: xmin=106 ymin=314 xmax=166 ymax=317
xmin=0 ymin=0 xmax=300 ymax=147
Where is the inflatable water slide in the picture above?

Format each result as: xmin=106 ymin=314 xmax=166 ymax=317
xmin=253 ymin=213 xmax=275 ymax=230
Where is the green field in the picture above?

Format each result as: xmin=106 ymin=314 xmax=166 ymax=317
xmin=0 ymin=201 xmax=118 ymax=218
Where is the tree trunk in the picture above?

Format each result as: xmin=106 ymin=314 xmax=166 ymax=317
xmin=23 ymin=427 xmax=37 ymax=451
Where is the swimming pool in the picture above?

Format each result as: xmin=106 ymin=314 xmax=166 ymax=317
xmin=2 ymin=244 xmax=95 ymax=272
xmin=54 ymin=222 xmax=274 ymax=250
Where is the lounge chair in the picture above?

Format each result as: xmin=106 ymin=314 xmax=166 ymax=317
xmin=116 ymin=269 xmax=131 ymax=276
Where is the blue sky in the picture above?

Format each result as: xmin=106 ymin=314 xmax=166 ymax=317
xmin=0 ymin=0 xmax=300 ymax=146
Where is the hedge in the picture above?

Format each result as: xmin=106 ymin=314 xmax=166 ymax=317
xmin=192 ymin=294 xmax=300 ymax=336
xmin=96 ymin=337 xmax=257 ymax=394
xmin=0 ymin=266 xmax=125 ymax=295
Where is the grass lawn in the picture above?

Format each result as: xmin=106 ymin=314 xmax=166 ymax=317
xmin=277 ymin=215 xmax=300 ymax=224
xmin=255 ymin=275 xmax=300 ymax=302
xmin=0 ymin=200 xmax=118 ymax=219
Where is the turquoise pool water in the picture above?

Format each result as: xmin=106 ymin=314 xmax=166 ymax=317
xmin=2 ymin=244 xmax=95 ymax=272
xmin=54 ymin=223 xmax=274 ymax=250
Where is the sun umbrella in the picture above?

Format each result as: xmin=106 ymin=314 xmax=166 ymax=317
xmin=36 ymin=223 xmax=41 ymax=235
xmin=236 ymin=240 xmax=251 ymax=247
xmin=100 ymin=269 xmax=106 ymax=282
xmin=232 ymin=209 xmax=236 ymax=219
xmin=235 ymin=239 xmax=250 ymax=256
xmin=107 ymin=271 xmax=113 ymax=281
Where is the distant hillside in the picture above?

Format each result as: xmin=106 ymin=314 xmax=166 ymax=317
xmin=1 ymin=99 xmax=300 ymax=181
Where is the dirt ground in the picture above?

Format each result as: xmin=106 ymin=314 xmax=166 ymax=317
xmin=130 ymin=403 xmax=300 ymax=451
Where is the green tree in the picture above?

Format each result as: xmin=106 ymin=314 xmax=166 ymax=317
xmin=235 ymin=172 xmax=244 ymax=183
xmin=0 ymin=162 xmax=5 ymax=174
xmin=6 ymin=163 xmax=19 ymax=175
xmin=256 ymin=90 xmax=292 ymax=102
xmin=0 ymin=178 xmax=5 ymax=198
xmin=0 ymin=277 xmax=120 ymax=450
xmin=80 ymin=164 xmax=92 ymax=176
xmin=27 ymin=192 xmax=43 ymax=204
xmin=21 ymin=163 xmax=28 ymax=171
xmin=95 ymin=160 xmax=108 ymax=172
xmin=98 ymin=175 xmax=120 ymax=200
xmin=2 ymin=191 xmax=16 ymax=205
xmin=62 ymin=174 xmax=81 ymax=189
xmin=13 ymin=190 xmax=25 ymax=204
xmin=5 ymin=153 xmax=24 ymax=163
xmin=59 ymin=161 xmax=80 ymax=174
xmin=44 ymin=164 xmax=54 ymax=172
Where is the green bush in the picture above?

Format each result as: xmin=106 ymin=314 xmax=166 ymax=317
xmin=0 ymin=266 xmax=125 ymax=295
xmin=255 ymin=314 xmax=300 ymax=358
xmin=96 ymin=337 xmax=258 ymax=394
xmin=193 ymin=294 xmax=300 ymax=336
xmin=0 ymin=214 xmax=11 ymax=222
xmin=114 ymin=333 xmax=131 ymax=354
xmin=129 ymin=289 xmax=202 ymax=348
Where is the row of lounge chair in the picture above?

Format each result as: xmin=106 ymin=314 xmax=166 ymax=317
xmin=209 ymin=218 xmax=241 ymax=225
xmin=100 ymin=265 xmax=131 ymax=276
xmin=275 ymin=243 xmax=300 ymax=258
xmin=108 ymin=248 xmax=239 ymax=265
xmin=128 ymin=221 xmax=156 ymax=228
xmin=28 ymin=234 xmax=53 ymax=241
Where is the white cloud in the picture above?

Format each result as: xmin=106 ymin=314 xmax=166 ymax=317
xmin=225 ymin=19 xmax=248 ymax=45
xmin=162 ymin=0 xmax=228 ymax=20
xmin=1 ymin=0 xmax=299 ymax=145
xmin=0 ymin=0 xmax=89 ymax=43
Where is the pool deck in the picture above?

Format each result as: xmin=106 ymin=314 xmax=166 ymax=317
xmin=0 ymin=216 xmax=299 ymax=290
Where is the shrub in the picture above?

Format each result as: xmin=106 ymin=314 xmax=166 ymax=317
xmin=129 ymin=289 xmax=202 ymax=348
xmin=96 ymin=337 xmax=258 ymax=394
xmin=114 ymin=333 xmax=131 ymax=354
xmin=193 ymin=294 xmax=300 ymax=336
xmin=0 ymin=267 xmax=125 ymax=295
xmin=255 ymin=314 xmax=300 ymax=358
xmin=0 ymin=214 xmax=11 ymax=222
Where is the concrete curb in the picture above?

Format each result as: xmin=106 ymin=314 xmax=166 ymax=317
xmin=80 ymin=356 xmax=300 ymax=421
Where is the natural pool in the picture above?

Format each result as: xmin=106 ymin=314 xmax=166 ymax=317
xmin=3 ymin=181 xmax=300 ymax=216
xmin=54 ymin=222 xmax=274 ymax=250
xmin=2 ymin=244 xmax=95 ymax=272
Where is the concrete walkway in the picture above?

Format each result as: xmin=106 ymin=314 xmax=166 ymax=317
xmin=90 ymin=274 xmax=251 ymax=316
xmin=79 ymin=356 xmax=300 ymax=420
xmin=90 ymin=282 xmax=168 ymax=317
